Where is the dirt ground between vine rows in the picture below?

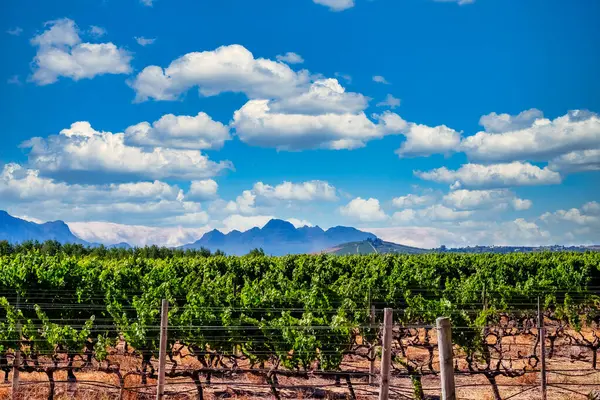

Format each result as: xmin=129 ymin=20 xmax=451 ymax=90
xmin=1 ymin=327 xmax=599 ymax=399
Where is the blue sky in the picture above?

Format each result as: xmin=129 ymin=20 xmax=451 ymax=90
xmin=1 ymin=0 xmax=599 ymax=248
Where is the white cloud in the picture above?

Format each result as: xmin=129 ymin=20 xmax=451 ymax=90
xmin=30 ymin=18 xmax=131 ymax=85
xmin=276 ymin=52 xmax=304 ymax=64
xmin=22 ymin=121 xmax=233 ymax=181
xmin=187 ymin=179 xmax=218 ymax=201
xmin=462 ymin=110 xmax=600 ymax=162
xmin=224 ymin=190 xmax=257 ymax=215
xmin=443 ymin=189 xmax=532 ymax=211
xmin=478 ymin=109 xmax=544 ymax=133
xmin=135 ymin=37 xmax=156 ymax=46
xmin=221 ymin=214 xmax=272 ymax=232
xmin=287 ymin=218 xmax=313 ymax=228
xmin=216 ymin=180 xmax=337 ymax=216
xmin=268 ymin=79 xmax=368 ymax=115
xmin=391 ymin=209 xmax=418 ymax=223
xmin=0 ymin=163 xmax=219 ymax=227
xmin=392 ymin=205 xmax=473 ymax=224
xmin=221 ymin=214 xmax=314 ymax=233
xmin=372 ymin=75 xmax=390 ymax=84
xmin=0 ymin=163 xmax=182 ymax=203
xmin=396 ymin=123 xmax=462 ymax=157
xmin=392 ymin=194 xmax=435 ymax=208
xmin=433 ymin=0 xmax=475 ymax=5
xmin=367 ymin=218 xmax=553 ymax=249
xmin=376 ymin=94 xmax=401 ymax=109
xmin=7 ymin=27 xmax=23 ymax=36
xmin=89 ymin=25 xmax=106 ymax=38
xmin=541 ymin=207 xmax=600 ymax=226
xmin=7 ymin=75 xmax=21 ymax=85
xmin=232 ymin=100 xmax=405 ymax=150
xmin=339 ymin=197 xmax=388 ymax=222
xmin=140 ymin=0 xmax=154 ymax=6
xmin=312 ymin=0 xmax=355 ymax=11
xmin=415 ymin=162 xmax=562 ymax=189
xmin=125 ymin=112 xmax=230 ymax=150
xmin=130 ymin=44 xmax=310 ymax=102
xmin=334 ymin=72 xmax=352 ymax=83
xmin=548 ymin=149 xmax=600 ymax=172
xmin=364 ymin=226 xmax=456 ymax=249
xmin=253 ymin=180 xmax=338 ymax=201
xmin=69 ymin=221 xmax=209 ymax=247
xmin=583 ymin=201 xmax=600 ymax=215
xmin=511 ymin=198 xmax=533 ymax=211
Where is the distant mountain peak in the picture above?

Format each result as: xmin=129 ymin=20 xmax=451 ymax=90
xmin=182 ymin=218 xmax=378 ymax=255
xmin=0 ymin=210 xmax=88 ymax=245
xmin=263 ymin=219 xmax=296 ymax=231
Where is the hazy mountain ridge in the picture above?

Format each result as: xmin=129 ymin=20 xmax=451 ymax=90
xmin=0 ymin=210 xmax=88 ymax=245
xmin=1 ymin=211 xmax=597 ymax=254
xmin=181 ymin=219 xmax=377 ymax=255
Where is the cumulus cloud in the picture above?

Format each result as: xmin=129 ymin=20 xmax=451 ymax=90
xmin=221 ymin=214 xmax=271 ymax=232
xmin=30 ymin=18 xmax=131 ymax=85
xmin=0 ymin=163 xmax=182 ymax=203
xmin=135 ymin=37 xmax=156 ymax=46
xmin=376 ymin=94 xmax=401 ymax=109
xmin=217 ymin=180 xmax=338 ymax=216
xmin=367 ymin=217 xmax=553 ymax=248
xmin=583 ymin=201 xmax=600 ymax=214
xmin=232 ymin=100 xmax=405 ymax=150
xmin=443 ymin=189 xmax=532 ymax=211
xmin=462 ymin=110 xmax=600 ymax=162
xmin=433 ymin=0 xmax=475 ymax=5
xmin=541 ymin=205 xmax=600 ymax=226
xmin=187 ymin=179 xmax=218 ymax=201
xmin=7 ymin=75 xmax=21 ymax=85
xmin=268 ymin=79 xmax=368 ymax=115
xmin=89 ymin=25 xmax=106 ymax=38
xmin=372 ymin=75 xmax=390 ymax=84
xmin=339 ymin=197 xmax=388 ymax=222
xmin=392 ymin=194 xmax=436 ymax=208
xmin=392 ymin=205 xmax=473 ymax=224
xmin=415 ymin=162 xmax=562 ymax=189
xmin=125 ymin=112 xmax=230 ymax=150
xmin=334 ymin=72 xmax=352 ymax=83
xmin=221 ymin=215 xmax=312 ymax=233
xmin=7 ymin=27 xmax=23 ymax=36
xmin=396 ymin=123 xmax=462 ymax=157
xmin=253 ymin=180 xmax=338 ymax=202
xmin=0 ymin=163 xmax=218 ymax=227
xmin=130 ymin=44 xmax=310 ymax=102
xmin=548 ymin=149 xmax=600 ymax=172
xmin=276 ymin=52 xmax=304 ymax=64
xmin=312 ymin=0 xmax=355 ymax=11
xmin=69 ymin=221 xmax=209 ymax=247
xmin=22 ymin=121 xmax=233 ymax=181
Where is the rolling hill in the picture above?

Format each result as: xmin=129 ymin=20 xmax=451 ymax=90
xmin=322 ymin=238 xmax=428 ymax=255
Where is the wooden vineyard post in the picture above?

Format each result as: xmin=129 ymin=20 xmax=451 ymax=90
xmin=369 ymin=305 xmax=376 ymax=385
xmin=156 ymin=299 xmax=168 ymax=400
xmin=538 ymin=297 xmax=547 ymax=400
xmin=11 ymin=293 xmax=21 ymax=400
xmin=436 ymin=317 xmax=456 ymax=400
xmin=378 ymin=308 xmax=393 ymax=400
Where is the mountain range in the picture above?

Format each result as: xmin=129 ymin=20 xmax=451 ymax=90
xmin=0 ymin=210 xmax=88 ymax=245
xmin=182 ymin=218 xmax=377 ymax=255
xmin=1 ymin=210 xmax=598 ymax=255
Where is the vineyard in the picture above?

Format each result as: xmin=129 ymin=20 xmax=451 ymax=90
xmin=0 ymin=244 xmax=599 ymax=399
